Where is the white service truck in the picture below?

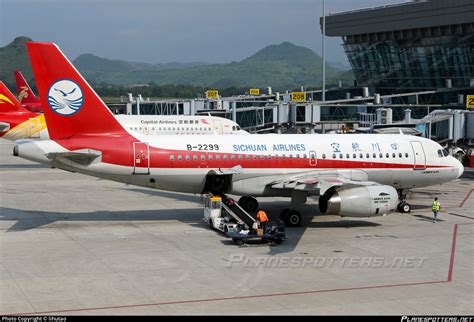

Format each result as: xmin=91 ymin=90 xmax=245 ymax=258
xmin=203 ymin=195 xmax=239 ymax=233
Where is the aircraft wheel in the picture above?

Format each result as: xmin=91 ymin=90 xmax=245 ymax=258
xmin=238 ymin=196 xmax=249 ymax=209
xmin=285 ymin=210 xmax=302 ymax=227
xmin=245 ymin=197 xmax=259 ymax=213
xmin=239 ymin=196 xmax=258 ymax=213
xmin=398 ymin=202 xmax=411 ymax=213
xmin=233 ymin=238 xmax=244 ymax=246
xmin=279 ymin=208 xmax=290 ymax=221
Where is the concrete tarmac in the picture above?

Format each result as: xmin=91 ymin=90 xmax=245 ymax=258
xmin=0 ymin=140 xmax=473 ymax=315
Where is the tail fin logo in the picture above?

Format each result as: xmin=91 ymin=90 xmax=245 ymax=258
xmin=18 ymin=86 xmax=29 ymax=102
xmin=47 ymin=79 xmax=84 ymax=116
xmin=0 ymin=94 xmax=15 ymax=106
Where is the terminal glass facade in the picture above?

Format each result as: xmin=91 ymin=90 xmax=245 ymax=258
xmin=344 ymin=25 xmax=474 ymax=93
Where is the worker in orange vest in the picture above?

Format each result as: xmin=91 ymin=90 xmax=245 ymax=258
xmin=256 ymin=209 xmax=269 ymax=232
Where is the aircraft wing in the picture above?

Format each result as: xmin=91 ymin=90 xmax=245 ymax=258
xmin=0 ymin=122 xmax=10 ymax=132
xmin=46 ymin=149 xmax=102 ymax=166
xmin=268 ymin=170 xmax=379 ymax=195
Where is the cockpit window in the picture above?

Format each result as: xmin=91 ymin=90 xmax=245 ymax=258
xmin=438 ymin=149 xmax=449 ymax=157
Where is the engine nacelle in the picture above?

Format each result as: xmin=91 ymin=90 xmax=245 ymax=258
xmin=319 ymin=185 xmax=398 ymax=217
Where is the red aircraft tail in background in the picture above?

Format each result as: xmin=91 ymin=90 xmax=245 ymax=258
xmin=14 ymin=70 xmax=43 ymax=113
xmin=0 ymin=81 xmax=34 ymax=114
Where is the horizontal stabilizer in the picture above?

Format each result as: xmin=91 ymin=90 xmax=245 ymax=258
xmin=46 ymin=149 xmax=101 ymax=166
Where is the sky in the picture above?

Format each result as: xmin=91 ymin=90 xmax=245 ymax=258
xmin=1 ymin=0 xmax=403 ymax=66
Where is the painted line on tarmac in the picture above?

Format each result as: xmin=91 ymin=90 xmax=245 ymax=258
xmin=5 ymin=223 xmax=470 ymax=316
xmin=459 ymin=189 xmax=474 ymax=208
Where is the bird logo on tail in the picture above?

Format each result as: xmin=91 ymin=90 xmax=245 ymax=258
xmin=47 ymin=79 xmax=84 ymax=116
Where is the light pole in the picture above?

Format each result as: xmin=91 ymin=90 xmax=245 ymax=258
xmin=322 ymin=0 xmax=326 ymax=102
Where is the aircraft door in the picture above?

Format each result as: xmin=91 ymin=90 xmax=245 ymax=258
xmin=309 ymin=150 xmax=317 ymax=167
xmin=213 ymin=120 xmax=223 ymax=134
xmin=133 ymin=142 xmax=150 ymax=174
xmin=410 ymin=141 xmax=426 ymax=170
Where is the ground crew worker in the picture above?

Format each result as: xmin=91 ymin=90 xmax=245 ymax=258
xmin=432 ymin=197 xmax=441 ymax=223
xmin=256 ymin=209 xmax=269 ymax=232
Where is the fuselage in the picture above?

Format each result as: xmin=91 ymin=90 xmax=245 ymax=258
xmin=0 ymin=115 xmax=246 ymax=140
xmin=15 ymin=133 xmax=464 ymax=197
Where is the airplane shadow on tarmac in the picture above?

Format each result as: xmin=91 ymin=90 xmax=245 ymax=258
xmin=0 ymin=189 xmax=381 ymax=255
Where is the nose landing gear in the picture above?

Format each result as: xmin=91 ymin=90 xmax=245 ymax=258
xmin=397 ymin=190 xmax=412 ymax=213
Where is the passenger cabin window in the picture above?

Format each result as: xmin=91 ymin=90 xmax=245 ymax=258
xmin=178 ymin=155 xmax=182 ymax=161
xmin=185 ymin=155 xmax=190 ymax=161
xmin=193 ymin=155 xmax=198 ymax=161
xmin=170 ymin=155 xmax=175 ymax=161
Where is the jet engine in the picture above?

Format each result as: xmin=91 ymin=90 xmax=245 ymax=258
xmin=319 ymin=185 xmax=398 ymax=217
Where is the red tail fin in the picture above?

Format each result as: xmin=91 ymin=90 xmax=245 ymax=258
xmin=0 ymin=81 xmax=32 ymax=114
xmin=14 ymin=70 xmax=40 ymax=104
xmin=26 ymin=42 xmax=126 ymax=140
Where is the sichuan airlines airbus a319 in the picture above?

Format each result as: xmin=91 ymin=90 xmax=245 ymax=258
xmin=14 ymin=42 xmax=464 ymax=226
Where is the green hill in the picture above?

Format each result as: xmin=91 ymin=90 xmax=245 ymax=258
xmin=0 ymin=37 xmax=354 ymax=91
xmin=78 ymin=42 xmax=352 ymax=89
xmin=0 ymin=36 xmax=35 ymax=88
xmin=74 ymin=54 xmax=207 ymax=73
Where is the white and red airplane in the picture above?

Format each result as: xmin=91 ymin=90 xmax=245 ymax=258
xmin=14 ymin=42 xmax=464 ymax=226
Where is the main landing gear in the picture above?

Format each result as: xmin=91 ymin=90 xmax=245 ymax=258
xmin=279 ymin=208 xmax=302 ymax=227
xmin=397 ymin=190 xmax=411 ymax=213
xmin=238 ymin=196 xmax=259 ymax=214
xmin=237 ymin=196 xmax=303 ymax=227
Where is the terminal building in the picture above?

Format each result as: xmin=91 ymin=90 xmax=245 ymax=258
xmin=322 ymin=0 xmax=474 ymax=95
xmin=107 ymin=0 xmax=474 ymax=150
